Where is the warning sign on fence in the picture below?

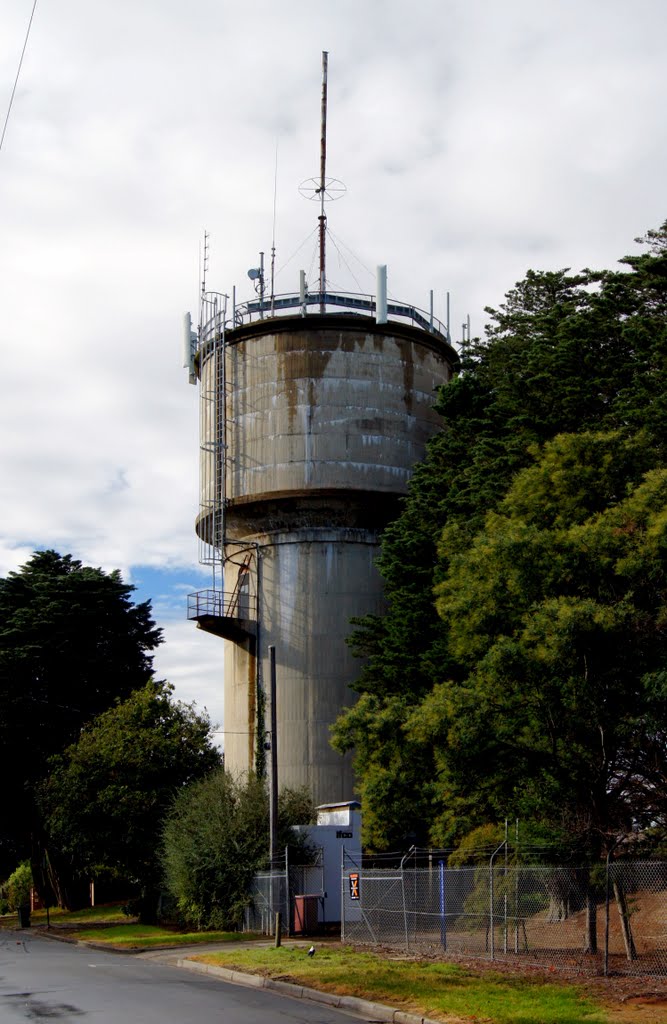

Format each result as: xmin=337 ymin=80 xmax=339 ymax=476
xmin=349 ymin=872 xmax=360 ymax=900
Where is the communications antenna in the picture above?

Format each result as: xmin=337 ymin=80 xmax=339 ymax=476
xmin=200 ymin=231 xmax=209 ymax=302
xmin=270 ymin=141 xmax=278 ymax=315
xmin=298 ymin=51 xmax=346 ymax=312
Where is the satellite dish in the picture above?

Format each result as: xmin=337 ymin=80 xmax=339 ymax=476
xmin=247 ymin=267 xmax=261 ymax=280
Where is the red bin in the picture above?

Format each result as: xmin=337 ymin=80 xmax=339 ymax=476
xmin=293 ymin=894 xmax=319 ymax=935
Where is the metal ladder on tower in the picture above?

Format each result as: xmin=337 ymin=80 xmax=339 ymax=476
xmin=225 ymin=550 xmax=253 ymax=618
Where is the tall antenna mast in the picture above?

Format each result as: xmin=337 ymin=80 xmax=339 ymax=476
xmin=201 ymin=230 xmax=209 ymax=298
xmin=270 ymin=140 xmax=278 ymax=316
xmin=198 ymin=230 xmax=210 ymax=339
xmin=299 ymin=52 xmax=346 ymax=313
xmin=319 ymin=50 xmax=328 ymax=312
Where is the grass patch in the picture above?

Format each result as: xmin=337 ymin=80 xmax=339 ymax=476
xmin=75 ymin=923 xmax=258 ymax=949
xmin=0 ymin=902 xmax=131 ymax=929
xmin=37 ymin=903 xmax=131 ymax=924
xmin=192 ymin=946 xmax=608 ymax=1024
xmin=1 ymin=902 xmax=263 ymax=949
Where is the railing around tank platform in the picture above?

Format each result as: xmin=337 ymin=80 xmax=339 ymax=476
xmin=199 ymin=289 xmax=451 ymax=348
xmin=187 ymin=588 xmax=250 ymax=621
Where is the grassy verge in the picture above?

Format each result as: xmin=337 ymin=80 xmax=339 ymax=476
xmin=191 ymin=946 xmax=608 ymax=1024
xmin=1 ymin=904 xmax=260 ymax=949
xmin=0 ymin=902 xmax=131 ymax=929
xmin=74 ymin=923 xmax=256 ymax=949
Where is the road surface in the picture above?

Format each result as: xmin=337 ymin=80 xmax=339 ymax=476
xmin=0 ymin=929 xmax=358 ymax=1023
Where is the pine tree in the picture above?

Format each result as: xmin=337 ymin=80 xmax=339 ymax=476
xmin=333 ymin=224 xmax=667 ymax=850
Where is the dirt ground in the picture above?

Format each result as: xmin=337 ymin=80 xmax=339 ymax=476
xmin=586 ymin=975 xmax=667 ymax=1024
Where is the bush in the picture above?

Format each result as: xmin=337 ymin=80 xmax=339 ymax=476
xmin=162 ymin=770 xmax=267 ymax=930
xmin=5 ymin=862 xmax=32 ymax=911
xmin=161 ymin=770 xmax=315 ymax=930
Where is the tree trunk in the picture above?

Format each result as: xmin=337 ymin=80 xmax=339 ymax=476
xmin=32 ymin=843 xmax=89 ymax=911
xmin=544 ymin=868 xmax=578 ymax=922
xmin=137 ymin=886 xmax=160 ymax=925
xmin=584 ymin=889 xmax=597 ymax=954
xmin=613 ymin=879 xmax=637 ymax=961
xmin=545 ymin=895 xmax=570 ymax=922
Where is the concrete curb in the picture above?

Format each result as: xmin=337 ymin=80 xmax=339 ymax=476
xmin=176 ymin=957 xmax=442 ymax=1024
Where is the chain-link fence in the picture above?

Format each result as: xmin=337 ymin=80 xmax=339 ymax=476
xmin=342 ymin=849 xmax=667 ymax=976
xmin=243 ymin=848 xmax=324 ymax=937
xmin=243 ymin=869 xmax=289 ymax=936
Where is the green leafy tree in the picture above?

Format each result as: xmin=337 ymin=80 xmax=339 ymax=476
xmin=408 ymin=431 xmax=667 ymax=852
xmin=161 ymin=771 xmax=315 ymax=930
xmin=333 ymin=223 xmax=667 ymax=850
xmin=0 ymin=550 xmax=162 ymax=884
xmin=38 ymin=681 xmax=220 ymax=921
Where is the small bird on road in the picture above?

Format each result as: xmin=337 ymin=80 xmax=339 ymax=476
xmin=307 ymin=945 xmax=315 ymax=957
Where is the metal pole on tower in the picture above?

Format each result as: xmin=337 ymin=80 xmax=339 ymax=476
xmin=319 ymin=51 xmax=328 ymax=313
xmin=269 ymin=645 xmax=278 ymax=868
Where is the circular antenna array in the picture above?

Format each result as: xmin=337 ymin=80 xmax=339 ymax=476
xmin=298 ymin=177 xmax=347 ymax=202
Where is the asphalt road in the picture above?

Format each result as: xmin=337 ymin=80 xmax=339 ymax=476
xmin=0 ymin=929 xmax=358 ymax=1023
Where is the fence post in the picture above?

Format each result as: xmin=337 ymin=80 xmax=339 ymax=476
xmin=604 ymin=849 xmax=612 ymax=976
xmin=489 ymin=840 xmax=506 ymax=961
xmin=400 ymin=846 xmax=414 ymax=952
xmin=439 ymin=860 xmax=447 ymax=950
xmin=514 ymin=819 xmax=519 ymax=954
xmin=341 ymin=845 xmax=346 ymax=943
xmin=285 ymin=844 xmax=290 ymax=937
xmin=504 ymin=820 xmax=508 ymax=954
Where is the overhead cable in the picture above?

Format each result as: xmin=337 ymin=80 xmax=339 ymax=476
xmin=0 ymin=0 xmax=38 ymax=155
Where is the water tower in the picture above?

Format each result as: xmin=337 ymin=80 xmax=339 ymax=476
xmin=185 ymin=54 xmax=459 ymax=805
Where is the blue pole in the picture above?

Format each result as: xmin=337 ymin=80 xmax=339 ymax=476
xmin=439 ymin=860 xmax=447 ymax=950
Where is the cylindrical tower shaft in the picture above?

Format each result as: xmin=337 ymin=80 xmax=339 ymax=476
xmin=194 ymin=310 xmax=457 ymax=804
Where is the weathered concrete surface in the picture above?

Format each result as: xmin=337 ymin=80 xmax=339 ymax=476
xmin=197 ymin=313 xmax=457 ymax=803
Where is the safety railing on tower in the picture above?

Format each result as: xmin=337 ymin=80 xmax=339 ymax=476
xmin=198 ymin=289 xmax=451 ymax=348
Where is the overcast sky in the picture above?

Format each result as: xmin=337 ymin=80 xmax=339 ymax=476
xmin=1 ymin=0 xmax=665 ymax=737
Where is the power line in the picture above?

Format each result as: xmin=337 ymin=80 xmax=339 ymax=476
xmin=0 ymin=0 xmax=38 ymax=156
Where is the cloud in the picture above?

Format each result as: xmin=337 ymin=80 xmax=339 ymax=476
xmin=1 ymin=0 xmax=666 ymax=725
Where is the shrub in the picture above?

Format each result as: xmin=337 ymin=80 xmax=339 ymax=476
xmin=162 ymin=770 xmax=267 ymax=930
xmin=6 ymin=862 xmax=32 ymax=911
xmin=161 ymin=770 xmax=315 ymax=930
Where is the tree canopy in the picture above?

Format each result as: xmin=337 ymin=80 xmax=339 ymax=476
xmin=38 ymin=681 xmax=220 ymax=917
xmin=161 ymin=771 xmax=315 ymax=930
xmin=333 ymin=222 xmax=667 ymax=854
xmin=0 ymin=550 xmax=162 ymax=876
xmin=411 ymin=431 xmax=667 ymax=852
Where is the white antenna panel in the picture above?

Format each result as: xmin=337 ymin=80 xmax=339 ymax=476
xmin=183 ymin=312 xmax=197 ymax=384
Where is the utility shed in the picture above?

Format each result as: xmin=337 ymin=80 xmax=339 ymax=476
xmin=291 ymin=800 xmax=362 ymax=926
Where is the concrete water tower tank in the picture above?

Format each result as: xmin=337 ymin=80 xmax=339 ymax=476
xmin=186 ymin=274 xmax=458 ymax=804
xmin=185 ymin=55 xmax=458 ymax=805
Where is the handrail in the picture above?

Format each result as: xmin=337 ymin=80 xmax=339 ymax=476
xmin=187 ymin=588 xmax=254 ymax=621
xmin=199 ymin=289 xmax=451 ymax=347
